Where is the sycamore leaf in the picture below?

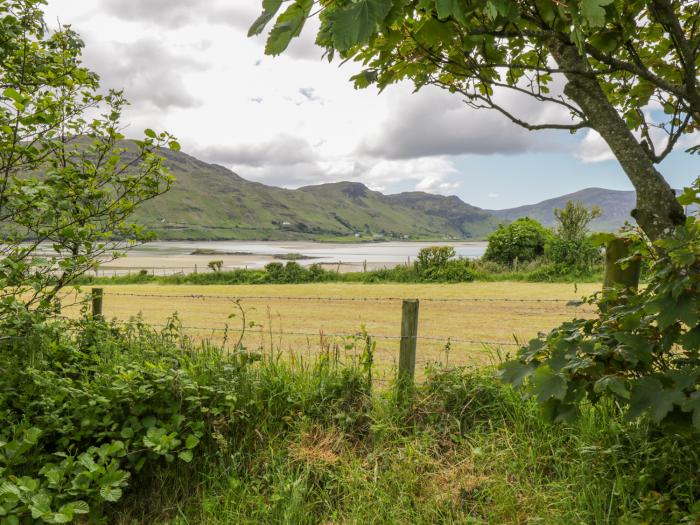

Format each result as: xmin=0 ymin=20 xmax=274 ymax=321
xmin=629 ymin=377 xmax=685 ymax=424
xmin=531 ymin=365 xmax=568 ymax=403
xmin=580 ymin=0 xmax=615 ymax=28
xmin=435 ymin=0 xmax=465 ymax=22
xmin=248 ymin=0 xmax=283 ymax=37
xmin=499 ymin=360 xmax=535 ymax=388
xmin=594 ymin=376 xmax=630 ymax=400
xmin=265 ymin=0 xmax=313 ymax=56
xmin=328 ymin=0 xmax=393 ymax=52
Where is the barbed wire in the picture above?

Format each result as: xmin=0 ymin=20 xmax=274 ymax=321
xmin=149 ymin=324 xmax=521 ymax=347
xmin=94 ymin=291 xmax=589 ymax=306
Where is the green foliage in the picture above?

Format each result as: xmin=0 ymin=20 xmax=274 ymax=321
xmin=553 ymin=200 xmax=602 ymax=240
xmin=501 ymin=182 xmax=700 ymax=431
xmin=115 ymin=367 xmax=700 ymax=524
xmin=207 ymin=260 xmax=224 ymax=273
xmin=414 ymin=246 xmax=476 ymax=282
xmin=484 ymin=218 xmax=552 ymax=266
xmin=545 ymin=201 xmax=602 ymax=273
xmin=0 ymin=315 xmax=374 ymax=523
xmin=0 ymin=0 xmax=176 ymax=325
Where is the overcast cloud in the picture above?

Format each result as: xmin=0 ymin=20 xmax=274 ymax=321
xmin=41 ymin=0 xmax=696 ymax=207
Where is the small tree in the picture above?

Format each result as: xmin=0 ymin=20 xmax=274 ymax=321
xmin=0 ymin=0 xmax=178 ymax=327
xmin=545 ymin=201 xmax=602 ymax=272
xmin=415 ymin=246 xmax=456 ymax=271
xmin=484 ymin=218 xmax=551 ymax=266
xmin=207 ymin=260 xmax=224 ymax=273
xmin=554 ymin=201 xmax=602 ymax=240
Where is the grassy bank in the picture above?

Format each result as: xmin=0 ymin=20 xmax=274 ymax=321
xmin=3 ymin=318 xmax=697 ymax=524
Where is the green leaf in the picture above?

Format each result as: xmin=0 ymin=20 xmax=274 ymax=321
xmin=144 ymin=128 xmax=157 ymax=139
xmin=629 ymin=377 xmax=685 ymax=424
xmin=168 ymin=140 xmax=181 ymax=152
xmin=265 ymin=0 xmax=313 ymax=55
xmin=590 ymin=232 xmax=617 ymax=247
xmin=499 ymin=360 xmax=535 ymax=388
xmin=328 ymin=0 xmax=393 ymax=52
xmin=248 ymin=0 xmax=283 ymax=37
xmin=178 ymin=450 xmax=194 ymax=463
xmin=531 ymin=365 xmax=568 ymax=403
xmin=99 ymin=486 xmax=122 ymax=502
xmin=23 ymin=427 xmax=41 ymax=444
xmin=3 ymin=88 xmax=22 ymax=104
xmin=682 ymin=392 xmax=700 ymax=430
xmin=435 ymin=0 xmax=465 ymax=22
xmin=185 ymin=434 xmax=200 ymax=449
xmin=594 ymin=376 xmax=630 ymax=399
xmin=580 ymin=0 xmax=614 ymax=28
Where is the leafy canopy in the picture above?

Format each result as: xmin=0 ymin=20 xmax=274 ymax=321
xmin=0 ymin=0 xmax=178 ymax=326
xmin=252 ymin=0 xmax=699 ymax=159
xmin=502 ymin=182 xmax=700 ymax=431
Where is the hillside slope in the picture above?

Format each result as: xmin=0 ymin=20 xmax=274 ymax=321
xmin=488 ymin=188 xmax=637 ymax=231
xmin=133 ymin=148 xmax=499 ymax=240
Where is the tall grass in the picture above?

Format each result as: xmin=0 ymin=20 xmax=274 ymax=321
xmin=117 ymin=364 xmax=698 ymax=524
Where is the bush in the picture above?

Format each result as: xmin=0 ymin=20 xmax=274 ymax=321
xmin=484 ymin=218 xmax=552 ymax=266
xmin=545 ymin=235 xmax=601 ymax=273
xmin=412 ymin=246 xmax=475 ymax=282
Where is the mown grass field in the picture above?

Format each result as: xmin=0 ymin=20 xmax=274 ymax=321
xmin=67 ymin=282 xmax=599 ymax=377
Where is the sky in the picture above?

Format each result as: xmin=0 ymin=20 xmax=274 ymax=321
xmin=43 ymin=0 xmax=699 ymax=210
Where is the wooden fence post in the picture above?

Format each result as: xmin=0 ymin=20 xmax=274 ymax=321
xmin=397 ymin=299 xmax=419 ymax=402
xmin=91 ymin=288 xmax=104 ymax=320
xmin=603 ymin=238 xmax=641 ymax=292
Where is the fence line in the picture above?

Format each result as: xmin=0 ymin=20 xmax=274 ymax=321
xmin=96 ymin=291 xmax=588 ymax=305
xmin=146 ymin=323 xmax=521 ymax=347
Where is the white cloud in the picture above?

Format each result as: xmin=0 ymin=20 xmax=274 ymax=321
xmin=41 ymin=0 xmax=696 ymax=206
xmin=578 ymin=130 xmax=615 ymax=163
xmin=360 ymin=86 xmax=573 ymax=159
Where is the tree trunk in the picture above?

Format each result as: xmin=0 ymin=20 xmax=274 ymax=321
xmin=549 ymin=41 xmax=686 ymax=241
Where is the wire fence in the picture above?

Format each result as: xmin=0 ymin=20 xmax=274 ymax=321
xmin=62 ymin=288 xmax=597 ymax=374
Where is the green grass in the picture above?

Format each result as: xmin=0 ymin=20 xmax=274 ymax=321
xmin=117 ymin=366 xmax=700 ymax=524
xmin=4 ymin=315 xmax=698 ymax=524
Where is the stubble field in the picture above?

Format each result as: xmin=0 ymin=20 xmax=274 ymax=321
xmin=66 ymin=281 xmax=599 ymax=379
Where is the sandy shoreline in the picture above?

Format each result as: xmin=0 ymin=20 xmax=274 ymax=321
xmin=95 ymin=240 xmax=487 ymax=276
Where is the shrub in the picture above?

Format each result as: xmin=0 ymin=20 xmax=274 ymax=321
xmin=484 ymin=218 xmax=552 ymax=266
xmin=207 ymin=260 xmax=224 ymax=273
xmin=545 ymin=235 xmax=601 ymax=273
xmin=413 ymin=246 xmax=475 ymax=282
xmin=0 ymin=315 xmax=374 ymax=523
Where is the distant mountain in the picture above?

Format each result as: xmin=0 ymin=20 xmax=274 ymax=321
xmin=133 ymin=148 xmax=500 ymax=241
xmin=130 ymin=145 xmax=651 ymax=240
xmin=488 ymin=188 xmax=637 ymax=231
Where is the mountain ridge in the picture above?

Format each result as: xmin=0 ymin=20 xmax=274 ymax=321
xmin=132 ymin=146 xmax=638 ymax=240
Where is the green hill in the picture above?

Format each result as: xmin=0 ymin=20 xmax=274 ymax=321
xmin=488 ymin=188 xmax=637 ymax=232
xmin=133 ymin=148 xmax=500 ymax=241
xmin=130 ymin=146 xmax=649 ymax=240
